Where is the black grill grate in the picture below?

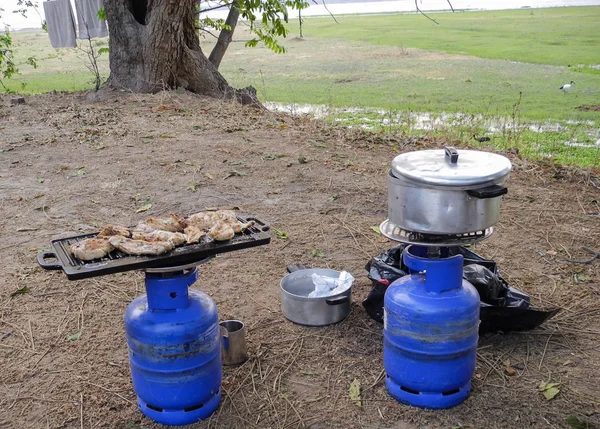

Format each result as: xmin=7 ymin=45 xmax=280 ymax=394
xmin=37 ymin=216 xmax=271 ymax=280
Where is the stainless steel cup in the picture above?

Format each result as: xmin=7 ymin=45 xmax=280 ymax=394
xmin=219 ymin=320 xmax=248 ymax=365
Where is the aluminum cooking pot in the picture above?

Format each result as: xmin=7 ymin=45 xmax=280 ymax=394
xmin=280 ymin=265 xmax=352 ymax=326
xmin=384 ymin=147 xmax=512 ymax=236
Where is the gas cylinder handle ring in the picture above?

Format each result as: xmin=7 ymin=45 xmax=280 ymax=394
xmin=403 ymin=245 xmax=464 ymax=294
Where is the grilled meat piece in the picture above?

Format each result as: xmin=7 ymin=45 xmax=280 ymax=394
xmin=230 ymin=219 xmax=254 ymax=233
xmin=145 ymin=213 xmax=187 ymax=232
xmin=187 ymin=210 xmax=254 ymax=233
xmin=186 ymin=211 xmax=220 ymax=229
xmin=214 ymin=210 xmax=255 ymax=233
xmin=71 ymin=237 xmax=115 ymax=261
xmin=207 ymin=220 xmax=235 ymax=241
xmin=108 ymin=236 xmax=174 ymax=256
xmin=184 ymin=225 xmax=206 ymax=244
xmin=131 ymin=230 xmax=187 ymax=246
xmin=132 ymin=222 xmax=154 ymax=235
xmin=98 ymin=225 xmax=131 ymax=238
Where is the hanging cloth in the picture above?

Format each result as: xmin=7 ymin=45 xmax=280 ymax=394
xmin=74 ymin=0 xmax=108 ymax=39
xmin=43 ymin=0 xmax=77 ymax=48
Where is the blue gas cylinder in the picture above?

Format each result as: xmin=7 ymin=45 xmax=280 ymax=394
xmin=383 ymin=245 xmax=480 ymax=409
xmin=125 ymin=267 xmax=222 ymax=426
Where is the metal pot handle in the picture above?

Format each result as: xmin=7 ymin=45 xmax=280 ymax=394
xmin=326 ymin=296 xmax=350 ymax=305
xmin=467 ymin=185 xmax=508 ymax=199
xmin=286 ymin=264 xmax=308 ymax=273
xmin=445 ymin=146 xmax=459 ymax=164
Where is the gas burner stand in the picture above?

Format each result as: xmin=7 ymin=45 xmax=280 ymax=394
xmin=37 ymin=215 xmax=272 ymax=425
xmin=379 ymin=220 xmax=494 ymax=247
xmin=381 ymin=147 xmax=512 ymax=409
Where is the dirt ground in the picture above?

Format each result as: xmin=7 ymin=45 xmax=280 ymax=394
xmin=0 ymin=91 xmax=599 ymax=429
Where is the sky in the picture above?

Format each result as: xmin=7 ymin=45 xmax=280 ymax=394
xmin=1 ymin=0 xmax=49 ymax=30
xmin=2 ymin=0 xmax=600 ymax=30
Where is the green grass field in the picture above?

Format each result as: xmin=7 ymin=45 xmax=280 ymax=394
xmin=2 ymin=7 xmax=599 ymax=167
xmin=302 ymin=7 xmax=600 ymax=68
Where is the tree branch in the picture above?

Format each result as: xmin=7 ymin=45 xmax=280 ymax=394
xmin=415 ymin=0 xmax=439 ymax=25
xmin=197 ymin=2 xmax=231 ymax=15
xmin=318 ymin=0 xmax=338 ymax=24
xmin=209 ymin=0 xmax=241 ymax=69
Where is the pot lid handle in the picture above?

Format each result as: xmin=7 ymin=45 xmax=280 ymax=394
xmin=445 ymin=146 xmax=459 ymax=164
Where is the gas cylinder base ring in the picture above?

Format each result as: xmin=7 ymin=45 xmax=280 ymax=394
xmin=385 ymin=377 xmax=471 ymax=409
xmin=137 ymin=389 xmax=221 ymax=426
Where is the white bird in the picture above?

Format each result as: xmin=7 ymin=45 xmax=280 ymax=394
xmin=560 ymin=81 xmax=575 ymax=92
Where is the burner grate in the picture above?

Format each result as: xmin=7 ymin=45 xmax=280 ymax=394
xmin=37 ymin=216 xmax=271 ymax=280
xmin=379 ymin=219 xmax=493 ymax=246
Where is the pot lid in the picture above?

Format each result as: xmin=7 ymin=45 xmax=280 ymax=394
xmin=391 ymin=147 xmax=512 ymax=187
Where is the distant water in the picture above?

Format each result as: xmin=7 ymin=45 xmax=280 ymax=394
xmin=203 ymin=0 xmax=600 ymax=19
xmin=3 ymin=0 xmax=600 ymax=30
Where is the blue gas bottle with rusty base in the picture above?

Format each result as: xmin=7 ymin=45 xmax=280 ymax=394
xmin=125 ymin=266 xmax=221 ymax=426
xmin=384 ymin=245 xmax=480 ymax=409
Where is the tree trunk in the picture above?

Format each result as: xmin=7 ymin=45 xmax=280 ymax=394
xmin=208 ymin=0 xmax=240 ymax=70
xmin=103 ymin=0 xmax=258 ymax=103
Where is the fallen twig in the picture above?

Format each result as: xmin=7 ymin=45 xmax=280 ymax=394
xmin=363 ymin=368 xmax=385 ymax=392
xmin=80 ymin=392 xmax=84 ymax=429
xmin=538 ymin=333 xmax=553 ymax=370
xmin=557 ymin=247 xmax=600 ymax=264
xmin=28 ymin=320 xmax=34 ymax=351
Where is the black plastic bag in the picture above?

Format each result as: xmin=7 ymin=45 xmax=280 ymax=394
xmin=363 ymin=245 xmax=559 ymax=334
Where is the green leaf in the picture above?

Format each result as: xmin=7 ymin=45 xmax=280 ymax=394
xmin=66 ymin=332 xmax=82 ymax=342
xmin=311 ymin=249 xmax=325 ymax=258
xmin=26 ymin=56 xmax=38 ymax=69
xmin=97 ymin=47 xmax=109 ymax=56
xmin=538 ymin=381 xmax=561 ymax=391
xmin=136 ymin=203 xmax=152 ymax=213
xmin=349 ymin=378 xmax=361 ymax=406
xmin=11 ymin=286 xmax=30 ymax=297
xmin=36 ymin=177 xmax=44 ymax=183
xmin=97 ymin=7 xmax=106 ymax=21
xmin=273 ymin=228 xmax=288 ymax=240
xmin=370 ymin=226 xmax=381 ymax=235
xmin=539 ymin=381 xmax=561 ymax=400
xmin=543 ymin=387 xmax=560 ymax=400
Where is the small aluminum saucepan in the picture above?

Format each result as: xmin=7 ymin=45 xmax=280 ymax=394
xmin=280 ymin=265 xmax=352 ymax=326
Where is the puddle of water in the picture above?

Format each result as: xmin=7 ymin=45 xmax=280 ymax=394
xmin=266 ymin=101 xmax=596 ymax=133
xmin=265 ymin=102 xmax=600 ymax=151
xmin=564 ymin=139 xmax=600 ymax=148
